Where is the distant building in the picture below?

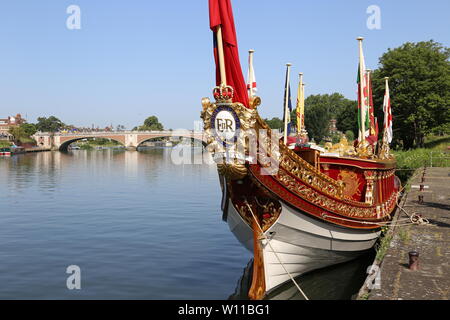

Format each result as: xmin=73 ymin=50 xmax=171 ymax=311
xmin=329 ymin=119 xmax=338 ymax=134
xmin=0 ymin=114 xmax=26 ymax=139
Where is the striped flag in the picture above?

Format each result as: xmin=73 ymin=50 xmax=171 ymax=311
xmin=246 ymin=50 xmax=257 ymax=97
xmin=383 ymin=78 xmax=393 ymax=143
xmin=296 ymin=74 xmax=305 ymax=135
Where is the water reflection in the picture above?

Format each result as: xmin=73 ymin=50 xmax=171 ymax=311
xmin=229 ymin=250 xmax=375 ymax=300
xmin=0 ymin=149 xmax=373 ymax=299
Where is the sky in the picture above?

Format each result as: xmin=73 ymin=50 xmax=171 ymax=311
xmin=0 ymin=0 xmax=449 ymax=130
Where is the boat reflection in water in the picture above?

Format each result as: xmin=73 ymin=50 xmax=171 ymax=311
xmin=229 ymin=250 xmax=374 ymax=300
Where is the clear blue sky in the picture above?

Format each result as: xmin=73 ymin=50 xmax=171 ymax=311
xmin=0 ymin=0 xmax=448 ymax=129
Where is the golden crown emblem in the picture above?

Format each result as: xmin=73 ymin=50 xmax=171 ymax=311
xmin=213 ymin=84 xmax=234 ymax=103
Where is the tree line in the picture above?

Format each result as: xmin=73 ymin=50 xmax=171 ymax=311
xmin=9 ymin=116 xmax=165 ymax=144
xmin=265 ymin=40 xmax=450 ymax=150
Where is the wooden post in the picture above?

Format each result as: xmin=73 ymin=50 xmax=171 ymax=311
xmin=248 ymin=212 xmax=266 ymax=300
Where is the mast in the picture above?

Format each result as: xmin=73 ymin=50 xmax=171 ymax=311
xmin=248 ymin=49 xmax=255 ymax=97
xmin=216 ymin=26 xmax=227 ymax=86
xmin=296 ymin=73 xmax=304 ymax=136
xmin=357 ymin=37 xmax=366 ymax=143
xmin=283 ymin=63 xmax=292 ymax=144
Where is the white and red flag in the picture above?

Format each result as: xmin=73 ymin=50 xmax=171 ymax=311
xmin=357 ymin=38 xmax=370 ymax=142
xmin=383 ymin=78 xmax=393 ymax=143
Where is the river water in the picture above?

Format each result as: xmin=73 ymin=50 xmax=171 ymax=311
xmin=0 ymin=149 xmax=373 ymax=299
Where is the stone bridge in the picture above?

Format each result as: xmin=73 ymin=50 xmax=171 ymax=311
xmin=32 ymin=130 xmax=206 ymax=151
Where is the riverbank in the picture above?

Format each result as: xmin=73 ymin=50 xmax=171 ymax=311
xmin=357 ymin=167 xmax=449 ymax=300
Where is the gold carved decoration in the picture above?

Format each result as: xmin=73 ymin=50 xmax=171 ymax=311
xmin=337 ymin=170 xmax=361 ymax=200
xmin=217 ymin=163 xmax=247 ymax=180
xmin=200 ymin=87 xmax=258 ymax=181
xmin=278 ymin=145 xmax=344 ymax=199
xmin=364 ymin=171 xmax=375 ymax=205
xmin=355 ymin=139 xmax=374 ymax=158
xmin=275 ymin=168 xmax=399 ymax=219
xmin=378 ymin=134 xmax=394 ymax=160
xmin=324 ymin=136 xmax=356 ymax=156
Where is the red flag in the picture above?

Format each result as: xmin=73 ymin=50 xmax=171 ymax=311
xmin=209 ymin=0 xmax=249 ymax=108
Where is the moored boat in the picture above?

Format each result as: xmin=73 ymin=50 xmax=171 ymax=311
xmin=202 ymin=0 xmax=398 ymax=299
xmin=0 ymin=147 xmax=12 ymax=156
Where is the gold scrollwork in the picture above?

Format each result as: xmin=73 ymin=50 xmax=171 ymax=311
xmin=200 ymin=94 xmax=258 ymax=180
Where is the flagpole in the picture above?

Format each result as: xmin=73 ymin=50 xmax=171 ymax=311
xmin=297 ymin=73 xmax=304 ymax=135
xmin=248 ymin=49 xmax=255 ymax=97
xmin=216 ymin=26 xmax=227 ymax=86
xmin=366 ymin=68 xmax=372 ymax=136
xmin=384 ymin=76 xmax=390 ymax=143
xmin=283 ymin=63 xmax=292 ymax=144
xmin=379 ymin=76 xmax=391 ymax=159
xmin=357 ymin=37 xmax=365 ymax=143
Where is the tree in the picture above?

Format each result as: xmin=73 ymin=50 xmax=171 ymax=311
xmin=136 ymin=116 xmax=164 ymax=131
xmin=20 ymin=123 xmax=37 ymax=137
xmin=36 ymin=116 xmax=64 ymax=133
xmin=336 ymin=100 xmax=358 ymax=139
xmin=8 ymin=123 xmax=37 ymax=144
xmin=371 ymin=40 xmax=450 ymax=149
xmin=302 ymin=93 xmax=357 ymax=143
xmin=264 ymin=117 xmax=284 ymax=130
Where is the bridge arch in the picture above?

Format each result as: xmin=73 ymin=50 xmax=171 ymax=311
xmin=136 ymin=133 xmax=207 ymax=149
xmin=58 ymin=135 xmax=126 ymax=152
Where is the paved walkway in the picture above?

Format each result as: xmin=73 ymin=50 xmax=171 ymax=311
xmin=370 ymin=167 xmax=450 ymax=300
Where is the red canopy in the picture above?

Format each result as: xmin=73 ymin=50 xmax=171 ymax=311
xmin=209 ymin=0 xmax=249 ymax=108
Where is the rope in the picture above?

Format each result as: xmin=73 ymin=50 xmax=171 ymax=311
xmin=243 ymin=199 xmax=309 ymax=300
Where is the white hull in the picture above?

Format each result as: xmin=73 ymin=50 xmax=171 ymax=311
xmin=225 ymin=199 xmax=380 ymax=293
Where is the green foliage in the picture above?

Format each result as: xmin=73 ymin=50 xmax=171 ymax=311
xmin=303 ymin=93 xmax=357 ymax=143
xmin=394 ymin=135 xmax=449 ymax=184
xmin=80 ymin=144 xmax=93 ymax=150
xmin=345 ymin=130 xmax=355 ymax=141
xmin=371 ymin=40 xmax=450 ymax=149
xmin=20 ymin=123 xmax=37 ymax=137
xmin=264 ymin=117 xmax=284 ymax=130
xmin=135 ymin=116 xmax=164 ymax=131
xmin=8 ymin=125 xmax=35 ymax=144
xmin=336 ymin=100 xmax=358 ymax=139
xmin=36 ymin=116 xmax=64 ymax=133
xmin=0 ymin=141 xmax=11 ymax=148
xmin=398 ymin=227 xmax=411 ymax=244
xmin=79 ymin=138 xmax=122 ymax=147
xmin=375 ymin=233 xmax=393 ymax=263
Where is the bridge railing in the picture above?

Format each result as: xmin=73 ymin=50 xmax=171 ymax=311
xmin=34 ymin=130 xmax=202 ymax=136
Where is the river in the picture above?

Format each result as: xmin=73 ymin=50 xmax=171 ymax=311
xmin=0 ymin=149 xmax=373 ymax=299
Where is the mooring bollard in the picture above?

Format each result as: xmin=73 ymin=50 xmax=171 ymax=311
xmin=408 ymin=251 xmax=420 ymax=270
xmin=418 ymin=195 xmax=424 ymax=204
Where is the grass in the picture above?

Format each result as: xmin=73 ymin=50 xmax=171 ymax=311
xmin=397 ymin=227 xmax=411 ymax=244
xmin=393 ymin=135 xmax=449 ymax=185
xmin=375 ymin=233 xmax=393 ymax=263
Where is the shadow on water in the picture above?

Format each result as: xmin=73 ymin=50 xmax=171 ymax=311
xmin=229 ymin=249 xmax=375 ymax=300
